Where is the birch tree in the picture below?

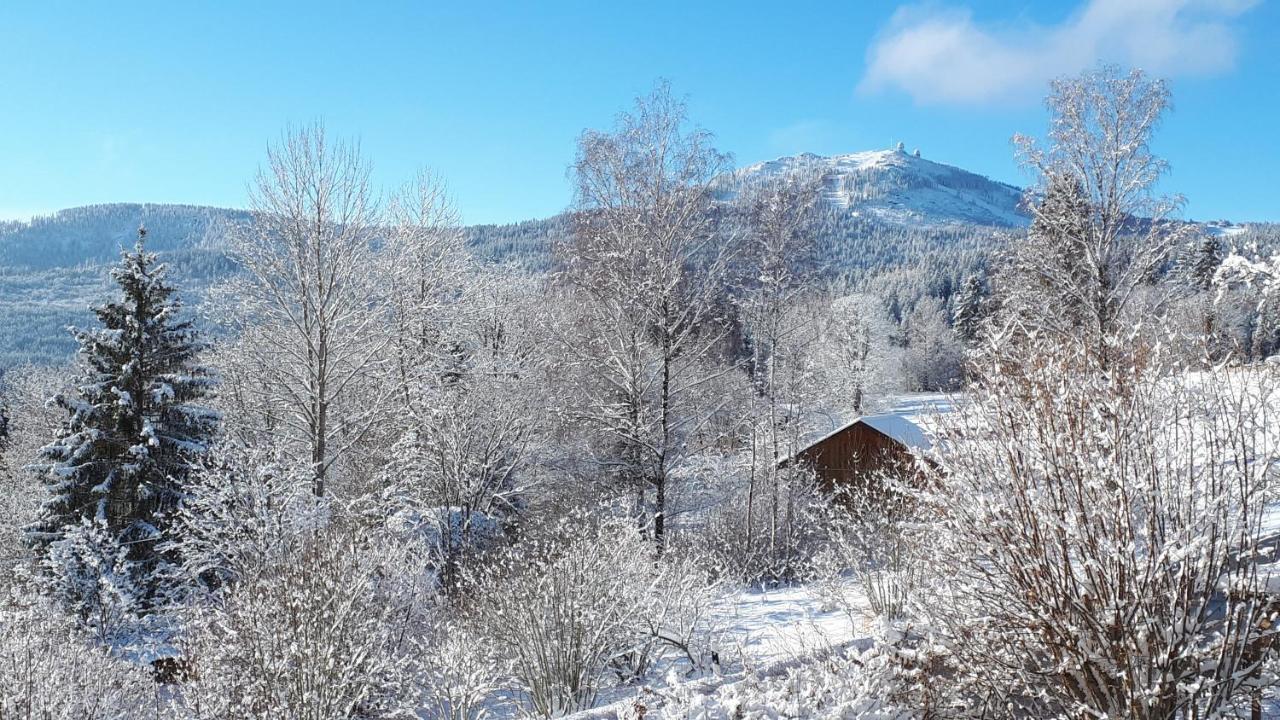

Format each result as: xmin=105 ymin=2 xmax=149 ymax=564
xmin=1009 ymin=66 xmax=1188 ymax=362
xmin=560 ymin=81 xmax=735 ymax=552
xmin=384 ymin=170 xmax=472 ymax=411
xmin=735 ymin=172 xmax=825 ymax=566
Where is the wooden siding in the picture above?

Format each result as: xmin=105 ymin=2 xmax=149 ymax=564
xmin=787 ymin=421 xmax=918 ymax=497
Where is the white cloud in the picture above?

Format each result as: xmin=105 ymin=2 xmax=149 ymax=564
xmin=860 ymin=0 xmax=1257 ymax=105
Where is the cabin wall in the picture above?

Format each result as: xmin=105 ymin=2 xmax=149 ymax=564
xmin=793 ymin=423 xmax=916 ymax=498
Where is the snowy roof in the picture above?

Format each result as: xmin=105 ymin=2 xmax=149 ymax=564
xmin=861 ymin=413 xmax=933 ymax=450
xmin=786 ymin=394 xmax=955 ymax=463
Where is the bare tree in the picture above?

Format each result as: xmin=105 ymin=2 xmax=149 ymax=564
xmin=817 ymin=292 xmax=899 ymax=415
xmin=383 ymin=272 xmax=547 ymax=589
xmin=560 ymin=81 xmax=736 ymax=552
xmin=1008 ymin=66 xmax=1188 ymax=361
xmin=735 ymin=172 xmax=826 ymax=566
xmin=383 ymin=170 xmax=471 ymax=412
xmin=223 ymin=124 xmax=393 ymax=497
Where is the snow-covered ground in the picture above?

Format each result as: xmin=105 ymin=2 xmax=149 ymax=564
xmin=719 ymin=583 xmax=871 ymax=668
xmin=564 ymin=580 xmax=875 ymax=719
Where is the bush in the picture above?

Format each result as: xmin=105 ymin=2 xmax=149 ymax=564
xmin=691 ymin=470 xmax=827 ymax=585
xmin=0 ymin=586 xmax=159 ymax=719
xmin=812 ymin=483 xmax=926 ymax=621
xmin=40 ymin=517 xmax=151 ymax=649
xmin=418 ymin=615 xmax=500 ymax=720
xmin=173 ymin=527 xmax=424 ymax=720
xmin=922 ymin=337 xmax=1280 ymax=719
xmin=468 ymin=518 xmax=654 ymax=717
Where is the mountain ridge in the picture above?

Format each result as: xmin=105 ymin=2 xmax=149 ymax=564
xmin=0 ymin=146 xmax=1032 ymax=273
xmin=0 ymin=148 xmax=1252 ymax=367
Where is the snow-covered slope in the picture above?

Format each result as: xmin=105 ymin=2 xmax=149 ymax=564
xmin=728 ymin=146 xmax=1030 ymax=229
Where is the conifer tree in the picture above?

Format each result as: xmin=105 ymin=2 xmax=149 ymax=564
xmin=29 ymin=228 xmax=217 ymax=606
xmin=952 ymin=274 xmax=987 ymax=343
xmin=1178 ymin=235 xmax=1224 ymax=292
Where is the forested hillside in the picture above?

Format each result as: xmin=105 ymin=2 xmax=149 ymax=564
xmin=0 ymin=151 xmax=1026 ymax=367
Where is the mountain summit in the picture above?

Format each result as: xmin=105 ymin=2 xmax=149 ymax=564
xmin=731 ymin=146 xmax=1030 ymax=229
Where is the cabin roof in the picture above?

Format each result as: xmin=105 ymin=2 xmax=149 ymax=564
xmin=785 ymin=394 xmax=955 ymax=464
xmin=861 ymin=413 xmax=932 ymax=449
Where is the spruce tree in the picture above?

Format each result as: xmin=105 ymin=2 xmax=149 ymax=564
xmin=952 ymin=274 xmax=987 ymax=343
xmin=30 ymin=228 xmax=217 ymax=606
xmin=1178 ymin=235 xmax=1224 ymax=292
xmin=1000 ymin=173 xmax=1093 ymax=338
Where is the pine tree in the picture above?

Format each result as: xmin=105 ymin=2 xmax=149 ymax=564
xmin=952 ymin=274 xmax=987 ymax=343
xmin=29 ymin=228 xmax=217 ymax=607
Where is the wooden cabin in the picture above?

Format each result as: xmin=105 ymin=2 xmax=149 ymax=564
xmin=781 ymin=398 xmax=949 ymax=498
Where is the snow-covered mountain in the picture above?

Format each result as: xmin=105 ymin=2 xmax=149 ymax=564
xmin=0 ymin=148 xmax=1027 ymax=274
xmin=728 ymin=146 xmax=1030 ymax=229
xmin=10 ymin=147 xmax=1262 ymax=367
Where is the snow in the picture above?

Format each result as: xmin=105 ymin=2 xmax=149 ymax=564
xmin=728 ymin=148 xmax=1030 ymax=230
xmin=717 ymin=583 xmax=871 ymax=667
xmin=789 ymin=393 xmax=956 ymax=460
xmin=386 ymin=505 xmax=504 ymax=558
xmin=563 ymin=579 xmax=876 ymax=719
xmin=861 ymin=414 xmax=932 ymax=450
xmin=1203 ymin=222 xmax=1250 ymax=238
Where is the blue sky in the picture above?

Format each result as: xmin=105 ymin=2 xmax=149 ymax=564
xmin=1 ymin=0 xmax=1276 ymax=224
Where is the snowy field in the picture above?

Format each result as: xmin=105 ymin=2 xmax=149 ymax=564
xmin=557 ymin=580 xmax=875 ymax=719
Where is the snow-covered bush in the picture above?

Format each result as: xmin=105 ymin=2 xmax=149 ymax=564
xmin=173 ymin=526 xmax=424 ymax=720
xmin=692 ymin=468 xmax=827 ymax=584
xmin=419 ymin=615 xmax=500 ymax=720
xmin=162 ymin=443 xmax=321 ymax=598
xmin=921 ymin=334 xmax=1280 ymax=719
xmin=40 ymin=517 xmax=147 ymax=649
xmin=0 ymin=365 xmax=68 ymax=580
xmin=0 ymin=586 xmax=159 ymax=719
xmin=164 ymin=446 xmax=432 ymax=719
xmin=813 ymin=482 xmax=927 ymax=621
xmin=469 ymin=518 xmax=655 ymax=717
xmin=615 ymin=552 xmax=727 ymax=683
